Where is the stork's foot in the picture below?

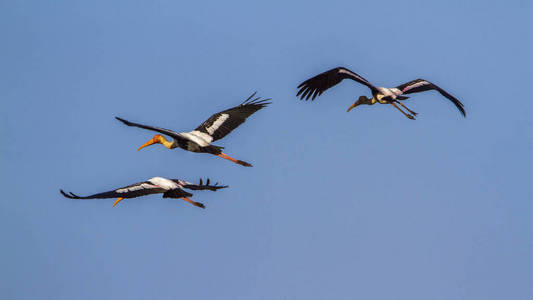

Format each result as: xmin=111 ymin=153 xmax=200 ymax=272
xmin=392 ymin=102 xmax=416 ymax=121
xmin=181 ymin=197 xmax=205 ymax=209
xmin=402 ymin=107 xmax=418 ymax=116
xmin=394 ymin=101 xmax=418 ymax=117
xmin=237 ymin=160 xmax=252 ymax=167
xmin=216 ymin=153 xmax=252 ymax=167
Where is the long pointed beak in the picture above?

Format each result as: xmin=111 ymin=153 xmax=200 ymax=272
xmin=137 ymin=138 xmax=156 ymax=151
xmin=113 ymin=197 xmax=124 ymax=207
xmin=347 ymin=101 xmax=360 ymax=112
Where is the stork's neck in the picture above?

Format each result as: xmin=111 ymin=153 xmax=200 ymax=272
xmin=362 ymin=95 xmax=376 ymax=105
xmin=157 ymin=135 xmax=177 ymax=149
xmin=375 ymin=94 xmax=390 ymax=104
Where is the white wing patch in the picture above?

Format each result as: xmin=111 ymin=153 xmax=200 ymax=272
xmin=206 ymin=114 xmax=229 ymax=135
xmin=148 ymin=177 xmax=179 ymax=190
xmin=179 ymin=132 xmax=211 ymax=147
xmin=403 ymin=81 xmax=430 ymax=92
xmin=116 ymin=183 xmax=158 ymax=193
xmin=390 ymin=88 xmax=403 ymax=96
xmin=338 ymin=68 xmax=368 ymax=83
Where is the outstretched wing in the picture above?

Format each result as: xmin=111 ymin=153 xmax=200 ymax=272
xmin=396 ymin=79 xmax=466 ymax=117
xmin=179 ymin=178 xmax=229 ymax=191
xmin=115 ymin=117 xmax=186 ymax=140
xmin=192 ymin=92 xmax=271 ymax=142
xmin=60 ymin=181 xmax=166 ymax=199
xmin=297 ymin=67 xmax=378 ymax=101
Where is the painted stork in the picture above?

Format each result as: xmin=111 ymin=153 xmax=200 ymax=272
xmin=60 ymin=177 xmax=227 ymax=208
xmin=297 ymin=67 xmax=465 ymax=119
xmin=116 ymin=92 xmax=270 ymax=167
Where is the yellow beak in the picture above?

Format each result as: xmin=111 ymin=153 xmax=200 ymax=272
xmin=347 ymin=102 xmax=360 ymax=112
xmin=113 ymin=197 xmax=124 ymax=207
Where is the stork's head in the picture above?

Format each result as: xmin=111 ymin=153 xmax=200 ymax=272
xmin=347 ymin=96 xmax=372 ymax=112
xmin=137 ymin=134 xmax=174 ymax=151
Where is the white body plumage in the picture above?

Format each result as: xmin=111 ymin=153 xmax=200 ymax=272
xmin=374 ymin=87 xmax=403 ymax=103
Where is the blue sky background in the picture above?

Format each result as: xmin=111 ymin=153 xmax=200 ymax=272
xmin=1 ymin=0 xmax=532 ymax=299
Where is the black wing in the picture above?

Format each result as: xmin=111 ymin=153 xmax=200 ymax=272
xmin=60 ymin=181 xmax=166 ymax=199
xmin=396 ymin=79 xmax=466 ymax=117
xmin=297 ymin=67 xmax=378 ymax=101
xmin=180 ymin=178 xmax=229 ymax=191
xmin=115 ymin=117 xmax=186 ymax=140
xmin=193 ymin=92 xmax=271 ymax=142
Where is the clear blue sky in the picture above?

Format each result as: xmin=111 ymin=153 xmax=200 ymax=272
xmin=1 ymin=1 xmax=532 ymax=299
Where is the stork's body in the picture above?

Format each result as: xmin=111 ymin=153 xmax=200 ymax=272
xmin=373 ymin=87 xmax=403 ymax=103
xmin=116 ymin=92 xmax=270 ymax=167
xmin=297 ymin=67 xmax=465 ymax=119
xmin=61 ymin=177 xmax=227 ymax=208
xmin=353 ymin=86 xmax=420 ymax=119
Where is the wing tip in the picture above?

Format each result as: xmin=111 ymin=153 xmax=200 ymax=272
xmin=296 ymin=86 xmax=306 ymax=98
xmin=60 ymin=189 xmax=78 ymax=199
xmin=242 ymin=92 xmax=258 ymax=105
xmin=115 ymin=116 xmax=130 ymax=125
xmin=241 ymin=92 xmax=272 ymax=107
xmin=460 ymin=107 xmax=466 ymax=117
xmin=450 ymin=95 xmax=466 ymax=117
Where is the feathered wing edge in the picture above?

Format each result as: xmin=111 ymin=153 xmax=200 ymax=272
xmin=193 ymin=92 xmax=271 ymax=142
xmin=296 ymin=67 xmax=377 ymax=101
xmin=115 ymin=117 xmax=186 ymax=140
xmin=240 ymin=91 xmax=272 ymax=107
xmin=59 ymin=181 xmax=166 ymax=199
xmin=396 ymin=79 xmax=466 ymax=117
xmin=180 ymin=178 xmax=229 ymax=191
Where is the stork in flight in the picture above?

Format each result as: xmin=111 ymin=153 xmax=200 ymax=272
xmin=60 ymin=177 xmax=227 ymax=208
xmin=297 ymin=67 xmax=465 ymax=119
xmin=116 ymin=92 xmax=270 ymax=167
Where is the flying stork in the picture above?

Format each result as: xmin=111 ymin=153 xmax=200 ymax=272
xmin=296 ymin=67 xmax=465 ymax=119
xmin=60 ymin=177 xmax=227 ymax=208
xmin=116 ymin=92 xmax=270 ymax=167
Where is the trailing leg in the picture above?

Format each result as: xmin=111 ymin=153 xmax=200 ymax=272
xmin=391 ymin=102 xmax=415 ymax=120
xmin=181 ymin=197 xmax=205 ymax=209
xmin=215 ymin=152 xmax=252 ymax=167
xmin=396 ymin=100 xmax=418 ymax=116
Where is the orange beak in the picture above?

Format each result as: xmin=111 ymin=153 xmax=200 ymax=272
xmin=137 ymin=135 xmax=160 ymax=151
xmin=347 ymin=101 xmax=361 ymax=112
xmin=113 ymin=197 xmax=124 ymax=207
